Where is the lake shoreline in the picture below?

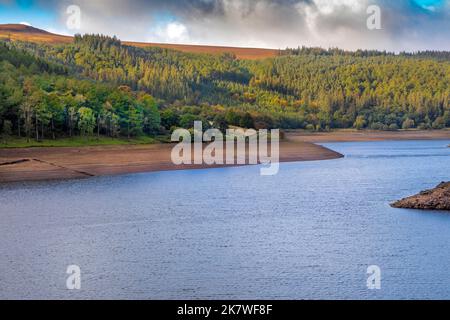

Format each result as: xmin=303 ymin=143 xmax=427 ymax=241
xmin=1 ymin=130 xmax=449 ymax=184
xmin=286 ymin=129 xmax=450 ymax=143
xmin=0 ymin=140 xmax=343 ymax=183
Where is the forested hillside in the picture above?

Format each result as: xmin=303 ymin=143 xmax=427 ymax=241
xmin=0 ymin=34 xmax=449 ymax=142
xmin=0 ymin=41 xmax=160 ymax=141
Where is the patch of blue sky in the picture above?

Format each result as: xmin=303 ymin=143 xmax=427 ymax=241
xmin=413 ymin=0 xmax=445 ymax=9
xmin=0 ymin=0 xmax=56 ymax=28
xmin=151 ymin=10 xmax=178 ymax=25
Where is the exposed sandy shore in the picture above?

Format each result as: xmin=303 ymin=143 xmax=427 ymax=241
xmin=287 ymin=129 xmax=450 ymax=143
xmin=0 ymin=141 xmax=342 ymax=183
xmin=1 ymin=130 xmax=448 ymax=184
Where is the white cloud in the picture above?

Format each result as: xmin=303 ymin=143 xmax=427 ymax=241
xmin=313 ymin=0 xmax=366 ymax=15
xmin=151 ymin=22 xmax=190 ymax=43
xmin=47 ymin=27 xmax=72 ymax=36
xmin=20 ymin=21 xmax=32 ymax=26
xmin=165 ymin=22 xmax=189 ymax=41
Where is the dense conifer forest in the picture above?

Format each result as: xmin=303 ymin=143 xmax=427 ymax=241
xmin=0 ymin=34 xmax=449 ymax=142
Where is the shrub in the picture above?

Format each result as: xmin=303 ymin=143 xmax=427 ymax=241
xmin=402 ymin=118 xmax=415 ymax=129
xmin=388 ymin=123 xmax=399 ymax=131
xmin=1 ymin=120 xmax=12 ymax=144
xmin=432 ymin=117 xmax=445 ymax=129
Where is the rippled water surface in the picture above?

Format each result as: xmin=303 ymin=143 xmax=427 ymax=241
xmin=1 ymin=140 xmax=449 ymax=299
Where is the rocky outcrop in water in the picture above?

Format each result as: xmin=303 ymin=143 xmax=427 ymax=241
xmin=391 ymin=182 xmax=450 ymax=211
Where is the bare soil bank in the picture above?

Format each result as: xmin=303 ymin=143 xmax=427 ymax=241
xmin=0 ymin=141 xmax=342 ymax=183
xmin=287 ymin=129 xmax=450 ymax=143
xmin=1 ymin=130 xmax=448 ymax=184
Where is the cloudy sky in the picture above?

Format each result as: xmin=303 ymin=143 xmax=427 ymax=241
xmin=0 ymin=0 xmax=449 ymax=51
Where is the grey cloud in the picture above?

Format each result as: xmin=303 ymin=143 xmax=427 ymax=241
xmin=34 ymin=0 xmax=450 ymax=51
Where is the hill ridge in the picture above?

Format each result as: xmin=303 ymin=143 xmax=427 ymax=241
xmin=0 ymin=23 xmax=279 ymax=60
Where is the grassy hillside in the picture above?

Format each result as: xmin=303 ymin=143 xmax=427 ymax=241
xmin=0 ymin=24 xmax=280 ymax=60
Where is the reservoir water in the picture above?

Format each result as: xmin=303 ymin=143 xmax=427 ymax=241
xmin=0 ymin=140 xmax=449 ymax=299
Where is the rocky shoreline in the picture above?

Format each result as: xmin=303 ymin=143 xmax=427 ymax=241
xmin=391 ymin=182 xmax=450 ymax=211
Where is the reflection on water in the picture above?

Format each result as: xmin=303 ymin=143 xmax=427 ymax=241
xmin=0 ymin=140 xmax=449 ymax=299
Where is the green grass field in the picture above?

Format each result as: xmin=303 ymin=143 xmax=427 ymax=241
xmin=0 ymin=136 xmax=159 ymax=148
